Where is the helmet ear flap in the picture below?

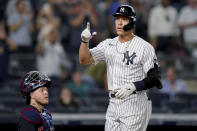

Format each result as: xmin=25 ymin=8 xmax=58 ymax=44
xmin=123 ymin=18 xmax=135 ymax=31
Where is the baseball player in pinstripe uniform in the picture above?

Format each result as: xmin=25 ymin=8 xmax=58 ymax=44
xmin=79 ymin=5 xmax=162 ymax=131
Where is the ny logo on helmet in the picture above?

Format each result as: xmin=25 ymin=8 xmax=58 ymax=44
xmin=120 ymin=7 xmax=125 ymax=13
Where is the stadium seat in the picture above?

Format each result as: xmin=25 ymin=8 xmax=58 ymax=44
xmin=148 ymin=91 xmax=170 ymax=113
xmin=163 ymin=100 xmax=189 ymax=113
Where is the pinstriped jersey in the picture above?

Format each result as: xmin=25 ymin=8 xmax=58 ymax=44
xmin=90 ymin=36 xmax=157 ymax=91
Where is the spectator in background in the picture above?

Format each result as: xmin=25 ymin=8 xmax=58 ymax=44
xmin=6 ymin=0 xmax=32 ymax=17
xmin=160 ymin=66 xmax=188 ymax=100
xmin=36 ymin=3 xmax=60 ymax=44
xmin=66 ymin=0 xmax=98 ymax=54
xmin=7 ymin=0 xmax=34 ymax=51
xmin=134 ymin=1 xmax=149 ymax=40
xmin=59 ymin=87 xmax=78 ymax=111
xmin=148 ymin=0 xmax=179 ymax=54
xmin=138 ymin=0 xmax=160 ymax=10
xmin=178 ymin=0 xmax=197 ymax=58
xmin=0 ymin=20 xmax=17 ymax=89
xmin=170 ymin=36 xmax=190 ymax=57
xmin=91 ymin=0 xmax=111 ymax=42
xmin=65 ymin=71 xmax=91 ymax=98
xmin=36 ymin=24 xmax=72 ymax=88
xmin=84 ymin=61 xmax=107 ymax=89
xmin=48 ymin=0 xmax=71 ymax=45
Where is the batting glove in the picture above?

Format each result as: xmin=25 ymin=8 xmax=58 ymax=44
xmin=81 ymin=22 xmax=97 ymax=43
xmin=115 ymin=83 xmax=136 ymax=99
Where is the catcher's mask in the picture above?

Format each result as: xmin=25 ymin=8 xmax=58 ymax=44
xmin=19 ymin=71 xmax=51 ymax=94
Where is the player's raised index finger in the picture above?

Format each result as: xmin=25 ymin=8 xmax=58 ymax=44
xmin=87 ymin=22 xmax=90 ymax=30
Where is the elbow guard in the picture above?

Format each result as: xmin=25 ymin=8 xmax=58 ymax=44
xmin=143 ymin=63 xmax=162 ymax=90
xmin=134 ymin=63 xmax=163 ymax=91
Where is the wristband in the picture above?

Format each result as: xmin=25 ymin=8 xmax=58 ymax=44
xmin=133 ymin=81 xmax=145 ymax=91
xmin=81 ymin=40 xmax=88 ymax=44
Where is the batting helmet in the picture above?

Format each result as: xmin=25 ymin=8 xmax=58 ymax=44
xmin=19 ymin=71 xmax=51 ymax=94
xmin=113 ymin=5 xmax=136 ymax=31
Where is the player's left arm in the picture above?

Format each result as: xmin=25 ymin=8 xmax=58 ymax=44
xmin=134 ymin=63 xmax=162 ymax=91
xmin=133 ymin=44 xmax=162 ymax=91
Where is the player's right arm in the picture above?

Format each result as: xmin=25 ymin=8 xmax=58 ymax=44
xmin=79 ymin=42 xmax=94 ymax=65
xmin=79 ymin=22 xmax=96 ymax=65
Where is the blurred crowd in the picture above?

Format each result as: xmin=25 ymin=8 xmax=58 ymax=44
xmin=0 ymin=0 xmax=197 ymax=112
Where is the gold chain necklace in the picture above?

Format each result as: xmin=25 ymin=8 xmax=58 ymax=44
xmin=115 ymin=40 xmax=130 ymax=54
xmin=115 ymin=35 xmax=135 ymax=54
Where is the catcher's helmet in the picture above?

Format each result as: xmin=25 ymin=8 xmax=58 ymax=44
xmin=19 ymin=71 xmax=51 ymax=94
xmin=113 ymin=5 xmax=136 ymax=31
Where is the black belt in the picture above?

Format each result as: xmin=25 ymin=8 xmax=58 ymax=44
xmin=110 ymin=93 xmax=116 ymax=98
xmin=110 ymin=91 xmax=136 ymax=98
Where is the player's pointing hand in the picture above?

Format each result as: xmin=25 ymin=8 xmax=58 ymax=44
xmin=81 ymin=22 xmax=97 ymax=43
xmin=87 ymin=22 xmax=90 ymax=31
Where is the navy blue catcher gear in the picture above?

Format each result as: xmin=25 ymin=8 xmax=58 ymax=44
xmin=113 ymin=5 xmax=137 ymax=31
xmin=22 ymin=107 xmax=43 ymax=125
xmin=41 ymin=108 xmax=54 ymax=131
xmin=19 ymin=106 xmax=54 ymax=131
xmin=19 ymin=71 xmax=51 ymax=94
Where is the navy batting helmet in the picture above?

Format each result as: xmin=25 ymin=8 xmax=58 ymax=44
xmin=113 ymin=5 xmax=137 ymax=31
xmin=19 ymin=71 xmax=51 ymax=94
